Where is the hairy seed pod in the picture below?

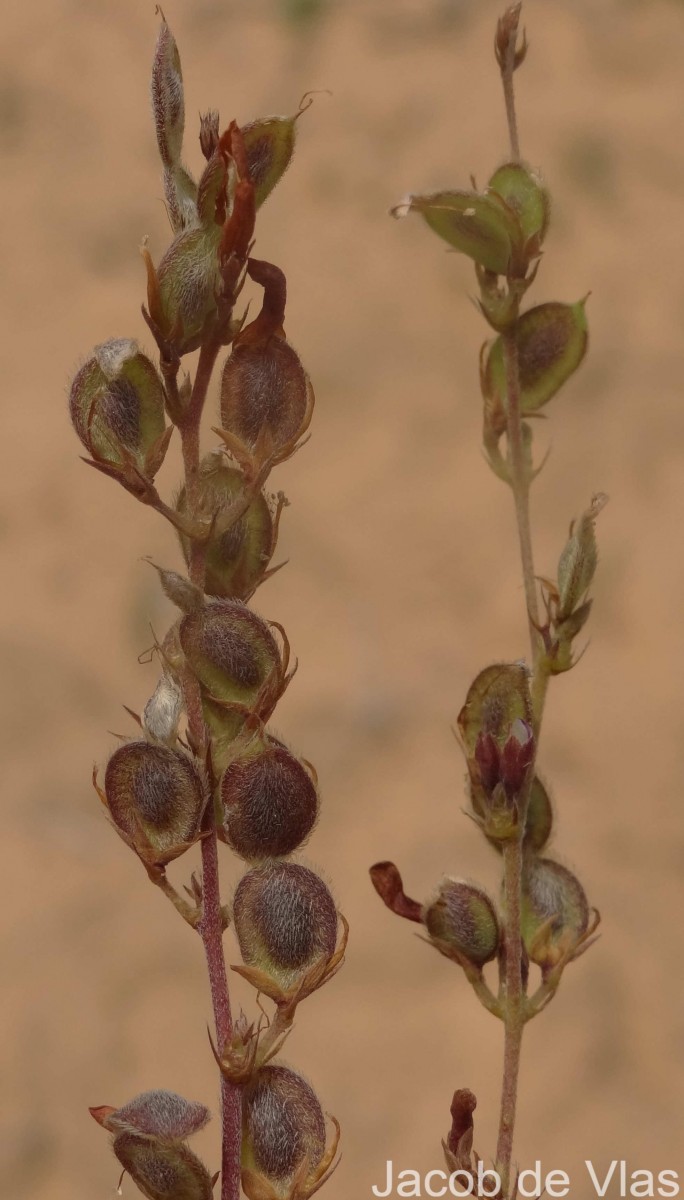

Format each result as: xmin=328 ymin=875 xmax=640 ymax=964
xmin=557 ymin=493 xmax=607 ymax=620
xmin=179 ymin=599 xmax=283 ymax=715
xmin=176 ymin=456 xmax=276 ymax=599
xmin=242 ymin=1066 xmax=326 ymax=1193
xmin=153 ymin=226 xmax=223 ymax=355
xmin=423 ymin=878 xmax=500 ymax=967
xmin=521 ymin=856 xmax=589 ymax=971
xmin=242 ymin=115 xmax=297 ymax=208
xmin=151 ymin=15 xmax=185 ymax=169
xmin=69 ymin=339 xmax=166 ymax=471
xmin=233 ymin=862 xmax=338 ymax=988
xmin=97 ymin=1091 xmax=210 ymax=1142
xmin=113 ymin=1132 xmax=214 ymax=1200
xmin=104 ymin=741 xmax=207 ymax=866
xmin=220 ymin=332 xmax=312 ymax=458
xmin=219 ymin=737 xmax=319 ymax=860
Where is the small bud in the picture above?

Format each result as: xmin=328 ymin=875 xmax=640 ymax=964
xmin=483 ymin=300 xmax=589 ymax=416
xmin=242 ymin=115 xmax=297 ymax=208
xmin=233 ymin=862 xmax=338 ymax=989
xmin=103 ymin=741 xmax=207 ymax=866
xmin=369 ymin=861 xmax=423 ymax=923
xmin=521 ymin=856 xmax=589 ymax=971
xmin=176 ymin=455 xmax=277 ymax=600
xmin=557 ymin=493 xmax=608 ymax=620
xmin=199 ymin=109 xmax=220 ymax=160
xmin=219 ymin=260 xmax=314 ymax=465
xmin=242 ymin=1066 xmax=326 ymax=1193
xmin=179 ymin=599 xmax=285 ymax=723
xmin=424 ymin=878 xmax=500 ymax=967
xmin=151 ymin=14 xmax=185 ymax=169
xmin=494 ymin=4 xmax=528 ymax=72
xmin=93 ymin=1090 xmax=210 ymax=1142
xmin=392 ymin=189 xmax=523 ymax=277
xmin=69 ymin=339 xmax=166 ymax=472
xmin=150 ymin=562 xmax=205 ymax=615
xmin=142 ymin=671 xmax=184 ymax=745
xmin=488 ymin=161 xmax=549 ymax=249
xmin=445 ymin=1089 xmax=477 ymax=1171
xmin=113 ymin=1132 xmax=214 ymax=1200
xmin=220 ymin=737 xmax=319 ymax=860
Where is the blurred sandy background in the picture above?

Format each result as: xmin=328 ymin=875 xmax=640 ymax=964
xmin=2 ymin=0 xmax=684 ymax=1195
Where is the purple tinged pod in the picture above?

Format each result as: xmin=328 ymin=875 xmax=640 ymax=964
xmin=103 ymin=741 xmax=207 ymax=866
xmin=423 ymin=878 xmax=501 ymax=967
xmin=99 ymin=1091 xmax=210 ymax=1142
xmin=176 ymin=455 xmax=276 ymax=600
xmin=242 ymin=1065 xmax=326 ymax=1194
xmin=233 ymin=861 xmax=338 ymax=988
xmin=483 ymin=300 xmax=588 ymax=416
xmin=69 ymin=339 xmax=166 ymax=472
xmin=112 ymin=1132 xmax=214 ymax=1200
xmin=219 ymin=736 xmax=319 ymax=861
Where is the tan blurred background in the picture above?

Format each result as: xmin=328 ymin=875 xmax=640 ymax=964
xmin=2 ymin=0 xmax=684 ymax=1195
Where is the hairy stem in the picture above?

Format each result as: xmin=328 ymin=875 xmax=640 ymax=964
xmin=179 ymin=349 xmax=241 ymax=1200
xmin=496 ymin=836 xmax=525 ymax=1198
xmin=500 ymin=6 xmax=522 ymax=162
xmin=503 ymin=330 xmax=540 ymax=665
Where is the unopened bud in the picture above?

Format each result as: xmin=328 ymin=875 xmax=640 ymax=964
xmin=199 ymin=109 xmax=220 ymax=160
xmin=91 ymin=1090 xmax=210 ymax=1142
xmin=151 ymin=14 xmax=185 ymax=169
xmin=220 ymin=737 xmax=319 ymax=860
xmin=242 ymin=1066 xmax=326 ymax=1193
xmin=233 ymin=861 xmax=338 ymax=989
xmin=521 ymin=856 xmax=589 ymax=971
xmin=103 ymin=741 xmax=207 ymax=866
xmin=557 ymin=493 xmax=607 ymax=620
xmin=176 ymin=455 xmax=277 ymax=600
xmin=424 ymin=878 xmax=500 ymax=967
xmin=69 ymin=339 xmax=166 ymax=472
xmin=112 ymin=1132 xmax=214 ymax=1200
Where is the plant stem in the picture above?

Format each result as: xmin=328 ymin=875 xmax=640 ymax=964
xmin=503 ymin=330 xmax=540 ymax=665
xmin=496 ymin=836 xmax=525 ymax=1198
xmin=500 ymin=5 xmax=522 ymax=162
xmin=179 ymin=344 xmax=241 ymax=1200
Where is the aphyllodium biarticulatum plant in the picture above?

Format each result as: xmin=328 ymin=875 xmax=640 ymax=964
xmin=371 ymin=7 xmax=603 ymax=1197
xmin=70 ymin=15 xmax=345 ymax=1200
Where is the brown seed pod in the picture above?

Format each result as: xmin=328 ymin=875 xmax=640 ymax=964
xmin=103 ymin=741 xmax=207 ymax=866
xmin=242 ymin=1065 xmax=326 ymax=1193
xmin=233 ymin=861 xmax=338 ymax=988
xmin=94 ymin=1090 xmax=210 ymax=1142
xmin=424 ymin=878 xmax=501 ymax=967
xmin=219 ymin=737 xmax=319 ymax=861
xmin=112 ymin=1132 xmax=214 ymax=1200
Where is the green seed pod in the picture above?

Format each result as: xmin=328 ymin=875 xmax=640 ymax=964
xmin=104 ymin=741 xmax=207 ymax=866
xmin=242 ymin=1066 xmax=326 ymax=1195
xmin=393 ymin=189 xmax=523 ymax=276
xmin=69 ymin=339 xmax=166 ymax=471
xmin=179 ymin=599 xmax=284 ymax=717
xmin=483 ymin=300 xmax=588 ymax=415
xmin=97 ymin=1091 xmax=210 ymax=1142
xmin=488 ymin=162 xmax=550 ymax=247
xmin=524 ymin=776 xmax=553 ymax=853
xmin=458 ymin=663 xmax=533 ymax=761
xmin=219 ymin=736 xmax=319 ymax=860
xmin=220 ymin=333 xmax=313 ymax=460
xmin=423 ymin=878 xmax=500 ymax=967
xmin=557 ymin=493 xmax=607 ymax=620
xmin=113 ymin=1132 xmax=214 ymax=1200
xmin=521 ymin=856 xmax=589 ymax=971
xmin=233 ymin=861 xmax=338 ymax=988
xmin=154 ymin=226 xmax=223 ymax=355
xmin=176 ymin=455 xmax=276 ymax=599
xmin=151 ymin=15 xmax=185 ymax=169
xmin=242 ymin=115 xmax=297 ymax=208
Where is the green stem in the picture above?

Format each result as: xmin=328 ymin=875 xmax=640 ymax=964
xmin=503 ymin=330 xmax=540 ymax=665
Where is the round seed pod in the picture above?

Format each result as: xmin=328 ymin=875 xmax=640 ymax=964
xmin=423 ymin=878 xmax=500 ymax=967
xmin=101 ymin=1091 xmax=210 ymax=1142
xmin=104 ymin=741 xmax=207 ymax=866
xmin=219 ymin=738 xmax=319 ymax=861
xmin=113 ymin=1132 xmax=214 ymax=1200
xmin=521 ymin=856 xmax=589 ymax=970
xmin=69 ymin=338 xmax=166 ymax=471
xmin=176 ymin=456 xmax=275 ymax=599
xmin=179 ymin=600 xmax=282 ymax=713
xmin=242 ymin=1066 xmax=326 ymax=1195
xmin=220 ymin=333 xmax=311 ymax=457
xmin=233 ymin=861 xmax=338 ymax=988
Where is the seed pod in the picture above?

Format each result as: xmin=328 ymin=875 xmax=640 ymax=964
xmin=150 ymin=225 xmax=223 ymax=355
xmin=488 ymin=162 xmax=550 ymax=248
xmin=557 ymin=493 xmax=607 ymax=620
xmin=103 ymin=741 xmax=207 ymax=866
xmin=392 ymin=189 xmax=523 ymax=276
xmin=423 ymin=879 xmax=500 ymax=967
xmin=220 ymin=737 xmax=319 ymax=860
xmin=233 ymin=861 xmax=338 ymax=988
xmin=93 ymin=1091 xmax=210 ymax=1142
xmin=113 ymin=1132 xmax=214 ymax=1200
xmin=220 ymin=336 xmax=312 ymax=461
xmin=242 ymin=115 xmax=297 ymax=208
xmin=458 ymin=663 xmax=533 ymax=762
xmin=151 ymin=15 xmax=185 ymax=169
xmin=176 ymin=456 xmax=276 ymax=599
xmin=179 ymin=600 xmax=285 ymax=724
xmin=242 ymin=1066 xmax=326 ymax=1194
xmin=69 ymin=339 xmax=166 ymax=472
xmin=521 ymin=856 xmax=589 ymax=971
xmin=483 ymin=300 xmax=588 ymax=415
